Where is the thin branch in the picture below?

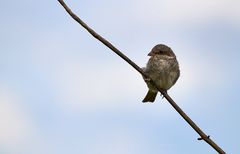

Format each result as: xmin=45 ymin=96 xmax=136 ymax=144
xmin=57 ymin=0 xmax=226 ymax=153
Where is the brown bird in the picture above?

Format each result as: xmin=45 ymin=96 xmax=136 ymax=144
xmin=142 ymin=44 xmax=180 ymax=102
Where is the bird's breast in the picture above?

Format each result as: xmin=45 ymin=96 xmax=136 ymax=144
xmin=145 ymin=55 xmax=179 ymax=90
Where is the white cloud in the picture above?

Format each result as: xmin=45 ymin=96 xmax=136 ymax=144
xmin=48 ymin=59 xmax=145 ymax=112
xmin=0 ymin=87 xmax=34 ymax=152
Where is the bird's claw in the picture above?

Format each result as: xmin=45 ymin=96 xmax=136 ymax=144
xmin=160 ymin=89 xmax=167 ymax=99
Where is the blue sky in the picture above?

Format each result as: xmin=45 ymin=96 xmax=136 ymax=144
xmin=0 ymin=0 xmax=240 ymax=153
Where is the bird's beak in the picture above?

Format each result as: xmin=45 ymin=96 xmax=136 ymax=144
xmin=148 ymin=51 xmax=153 ymax=56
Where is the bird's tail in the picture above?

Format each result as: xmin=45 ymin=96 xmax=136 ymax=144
xmin=142 ymin=90 xmax=158 ymax=103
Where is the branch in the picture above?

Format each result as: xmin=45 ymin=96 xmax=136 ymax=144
xmin=57 ymin=1 xmax=226 ymax=153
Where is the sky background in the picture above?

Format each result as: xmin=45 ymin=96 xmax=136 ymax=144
xmin=1 ymin=0 xmax=240 ymax=153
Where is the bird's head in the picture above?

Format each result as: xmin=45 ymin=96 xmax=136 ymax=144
xmin=148 ymin=44 xmax=175 ymax=57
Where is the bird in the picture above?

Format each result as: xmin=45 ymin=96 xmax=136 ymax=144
xmin=142 ymin=44 xmax=180 ymax=103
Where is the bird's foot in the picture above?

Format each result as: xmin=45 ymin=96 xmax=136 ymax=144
xmin=160 ymin=89 xmax=167 ymax=99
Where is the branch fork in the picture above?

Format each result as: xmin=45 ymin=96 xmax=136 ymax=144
xmin=198 ymin=135 xmax=210 ymax=141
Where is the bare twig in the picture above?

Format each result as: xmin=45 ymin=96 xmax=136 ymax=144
xmin=57 ymin=0 xmax=226 ymax=153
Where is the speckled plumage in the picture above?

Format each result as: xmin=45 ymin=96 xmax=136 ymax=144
xmin=142 ymin=44 xmax=180 ymax=102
